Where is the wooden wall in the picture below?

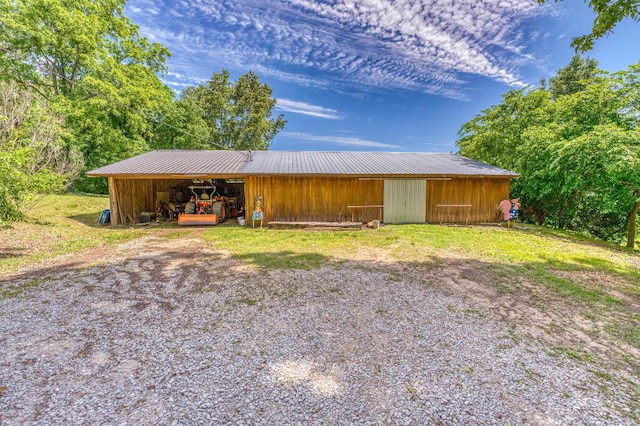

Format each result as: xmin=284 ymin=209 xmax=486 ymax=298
xmin=245 ymin=176 xmax=384 ymax=223
xmin=109 ymin=178 xmax=189 ymax=225
xmin=106 ymin=175 xmax=512 ymax=225
xmin=425 ymin=178 xmax=511 ymax=223
xmin=244 ymin=176 xmax=510 ymax=224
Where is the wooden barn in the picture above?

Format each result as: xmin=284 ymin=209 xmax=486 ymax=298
xmin=86 ymin=150 xmax=518 ymax=226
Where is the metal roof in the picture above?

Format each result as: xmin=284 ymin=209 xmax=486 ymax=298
xmin=86 ymin=150 xmax=249 ymax=176
xmin=86 ymin=150 xmax=518 ymax=177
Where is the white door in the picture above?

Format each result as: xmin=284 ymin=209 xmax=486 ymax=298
xmin=383 ymin=179 xmax=426 ymax=223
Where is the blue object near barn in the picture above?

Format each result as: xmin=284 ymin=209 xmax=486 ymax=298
xmin=98 ymin=209 xmax=110 ymax=225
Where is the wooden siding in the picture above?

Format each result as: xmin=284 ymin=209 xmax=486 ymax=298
xmin=426 ymin=178 xmax=511 ymax=223
xmin=110 ymin=178 xmax=193 ymax=225
xmin=106 ymin=175 xmax=512 ymax=226
xmin=245 ymin=176 xmax=384 ymax=223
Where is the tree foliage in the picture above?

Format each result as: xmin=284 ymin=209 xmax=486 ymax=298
xmin=0 ymin=0 xmax=169 ymax=97
xmin=457 ymin=56 xmax=640 ymax=248
xmin=66 ymin=61 xmax=174 ymax=193
xmin=150 ymin=97 xmax=210 ymax=150
xmin=537 ymin=0 xmax=640 ymax=52
xmin=0 ymin=81 xmax=82 ymax=226
xmin=0 ymin=0 xmax=174 ymax=193
xmin=548 ymin=55 xmax=599 ymax=98
xmin=0 ymin=1 xmax=286 ymax=211
xmin=170 ymin=70 xmax=286 ymax=151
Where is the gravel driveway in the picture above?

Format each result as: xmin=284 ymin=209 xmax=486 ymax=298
xmin=0 ymin=235 xmax=634 ymax=425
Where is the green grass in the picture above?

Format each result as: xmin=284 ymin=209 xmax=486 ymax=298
xmin=549 ymin=346 xmax=596 ymax=363
xmin=0 ymin=193 xmax=143 ymax=275
xmin=4 ymin=195 xmax=638 ymax=298
xmin=523 ymin=265 xmax=620 ymax=304
xmin=198 ymin=223 xmax=639 ymax=280
xmin=200 ymin=227 xmax=375 ymax=269
xmin=605 ymin=322 xmax=640 ymax=349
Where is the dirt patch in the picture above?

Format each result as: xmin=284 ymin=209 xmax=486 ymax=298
xmin=553 ymin=269 xmax=640 ymax=308
xmin=415 ymin=259 xmax=640 ymax=378
xmin=0 ymin=228 xmax=211 ymax=285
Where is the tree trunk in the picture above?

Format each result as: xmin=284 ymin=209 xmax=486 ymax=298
xmin=626 ymin=199 xmax=640 ymax=248
xmin=51 ymin=53 xmax=59 ymax=96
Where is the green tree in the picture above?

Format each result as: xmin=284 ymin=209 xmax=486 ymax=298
xmin=0 ymin=0 xmax=174 ymax=193
xmin=552 ymin=125 xmax=640 ymax=247
xmin=457 ymin=58 xmax=640 ymax=247
xmin=0 ymin=81 xmax=82 ymax=225
xmin=537 ymin=0 xmax=640 ymax=52
xmin=457 ymin=87 xmax=552 ymax=170
xmin=150 ymin=97 xmax=210 ymax=149
xmin=180 ymin=70 xmax=286 ymax=150
xmin=548 ymin=55 xmax=599 ymax=98
xmin=67 ymin=61 xmax=174 ymax=192
xmin=0 ymin=0 xmax=169 ymax=96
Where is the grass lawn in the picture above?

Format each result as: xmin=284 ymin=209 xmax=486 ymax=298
xmin=0 ymin=193 xmax=143 ymax=275
xmin=2 ymin=193 xmax=638 ymax=299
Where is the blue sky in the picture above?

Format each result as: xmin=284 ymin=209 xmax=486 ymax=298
xmin=126 ymin=0 xmax=640 ymax=153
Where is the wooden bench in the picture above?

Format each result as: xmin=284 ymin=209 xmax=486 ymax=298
xmin=347 ymin=205 xmax=384 ymax=223
xmin=436 ymin=204 xmax=472 ymax=225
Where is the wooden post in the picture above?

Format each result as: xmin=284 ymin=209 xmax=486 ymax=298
xmin=108 ymin=177 xmax=120 ymax=226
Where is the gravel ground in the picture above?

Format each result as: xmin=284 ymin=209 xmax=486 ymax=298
xmin=0 ymin=236 xmax=635 ymax=425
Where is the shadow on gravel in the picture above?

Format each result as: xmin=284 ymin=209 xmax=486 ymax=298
xmin=1 ymin=241 xmax=639 ymax=423
xmin=0 ymin=261 xmax=90 ymax=285
xmin=3 ymin=236 xmax=639 ymax=383
xmin=0 ymin=246 xmax=223 ymax=286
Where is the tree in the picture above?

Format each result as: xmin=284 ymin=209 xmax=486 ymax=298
xmin=457 ymin=87 xmax=552 ymax=170
xmin=0 ymin=0 xmax=174 ymax=193
xmin=548 ymin=55 xmax=599 ymax=98
xmin=552 ymin=126 xmax=640 ymax=247
xmin=0 ymin=0 xmax=169 ymax=97
xmin=0 ymin=81 xmax=82 ymax=225
xmin=150 ymin=97 xmax=210 ymax=150
xmin=457 ymin=58 xmax=640 ymax=248
xmin=537 ymin=0 xmax=640 ymax=52
xmin=67 ymin=61 xmax=174 ymax=193
xmin=179 ymin=70 xmax=286 ymax=150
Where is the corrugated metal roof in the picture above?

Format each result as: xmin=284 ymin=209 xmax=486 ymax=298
xmin=86 ymin=150 xmax=250 ymax=176
xmin=244 ymin=151 xmax=515 ymax=175
xmin=86 ymin=150 xmax=518 ymax=177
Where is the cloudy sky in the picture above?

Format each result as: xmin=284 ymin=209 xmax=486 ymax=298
xmin=126 ymin=0 xmax=640 ymax=152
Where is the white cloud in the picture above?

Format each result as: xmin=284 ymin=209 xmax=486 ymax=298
xmin=275 ymin=99 xmax=341 ymax=119
xmin=128 ymin=0 xmax=553 ymax=98
xmin=282 ymin=132 xmax=402 ymax=149
xmin=167 ymin=71 xmax=184 ymax=79
xmin=125 ymin=0 xmax=160 ymax=16
xmin=163 ymin=80 xmax=195 ymax=88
